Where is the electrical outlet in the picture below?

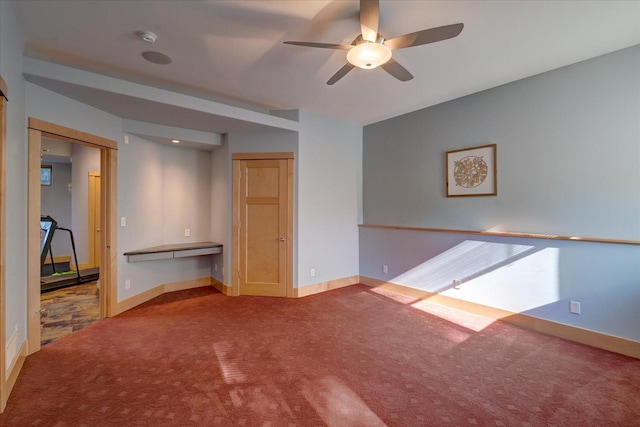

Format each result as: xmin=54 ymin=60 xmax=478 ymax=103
xmin=184 ymin=228 xmax=190 ymax=237
xmin=214 ymin=263 xmax=218 ymax=272
xmin=382 ymin=265 xmax=388 ymax=274
xmin=453 ymin=279 xmax=462 ymax=289
xmin=570 ymin=300 xmax=581 ymax=315
xmin=125 ymin=279 xmax=130 ymax=290
xmin=310 ymin=268 xmax=315 ymax=277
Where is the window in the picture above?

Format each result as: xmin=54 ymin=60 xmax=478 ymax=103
xmin=40 ymin=165 xmax=52 ymax=186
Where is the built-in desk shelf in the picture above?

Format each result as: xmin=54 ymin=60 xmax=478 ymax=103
xmin=123 ymin=242 xmax=223 ymax=263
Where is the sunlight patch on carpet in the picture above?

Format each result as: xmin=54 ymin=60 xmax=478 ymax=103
xmin=213 ymin=342 xmax=247 ymax=384
xmin=411 ymin=300 xmax=497 ymax=332
xmin=301 ymin=376 xmax=386 ymax=427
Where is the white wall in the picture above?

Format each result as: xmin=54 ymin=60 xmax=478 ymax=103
xmin=118 ymin=135 xmax=212 ymax=300
xmin=361 ymin=46 xmax=640 ymax=342
xmin=297 ymin=111 xmax=362 ymax=287
xmin=1 ymin=0 xmax=28 ymax=365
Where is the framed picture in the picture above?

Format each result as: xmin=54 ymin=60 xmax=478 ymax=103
xmin=40 ymin=165 xmax=52 ymax=186
xmin=446 ymin=144 xmax=496 ymax=197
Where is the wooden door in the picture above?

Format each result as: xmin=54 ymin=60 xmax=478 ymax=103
xmin=234 ymin=154 xmax=293 ymax=297
xmin=88 ymin=172 xmax=100 ymax=268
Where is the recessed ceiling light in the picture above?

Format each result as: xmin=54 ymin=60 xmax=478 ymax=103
xmin=172 ymin=139 xmax=180 ymax=144
xmin=142 ymin=51 xmax=172 ymax=65
xmin=138 ymin=31 xmax=157 ymax=43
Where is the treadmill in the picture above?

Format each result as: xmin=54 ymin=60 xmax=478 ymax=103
xmin=40 ymin=215 xmax=99 ymax=292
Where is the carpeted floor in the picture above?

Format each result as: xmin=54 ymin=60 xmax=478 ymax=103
xmin=40 ymin=282 xmax=100 ymax=345
xmin=1 ymin=284 xmax=638 ymax=426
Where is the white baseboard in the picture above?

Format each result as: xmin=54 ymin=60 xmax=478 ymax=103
xmin=113 ymin=277 xmax=215 ymax=316
xmin=295 ymin=275 xmax=360 ymax=298
xmin=2 ymin=339 xmax=27 ymax=412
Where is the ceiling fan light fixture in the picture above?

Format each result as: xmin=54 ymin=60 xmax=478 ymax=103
xmin=347 ymin=42 xmax=391 ymax=69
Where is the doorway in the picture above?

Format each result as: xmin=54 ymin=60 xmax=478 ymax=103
xmin=39 ymin=143 xmax=100 ymax=344
xmin=27 ymin=118 xmax=117 ymax=354
xmin=232 ymin=152 xmax=294 ymax=297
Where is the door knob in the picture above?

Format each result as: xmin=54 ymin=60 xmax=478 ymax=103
xmin=278 ymin=237 xmax=287 ymax=242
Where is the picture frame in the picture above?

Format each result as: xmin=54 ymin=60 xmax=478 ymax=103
xmin=40 ymin=165 xmax=52 ymax=186
xmin=446 ymin=144 xmax=496 ymax=197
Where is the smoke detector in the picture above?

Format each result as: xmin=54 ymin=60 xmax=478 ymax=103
xmin=138 ymin=31 xmax=157 ymax=43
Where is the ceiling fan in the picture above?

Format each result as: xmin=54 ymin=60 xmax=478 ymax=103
xmin=284 ymin=0 xmax=463 ymax=85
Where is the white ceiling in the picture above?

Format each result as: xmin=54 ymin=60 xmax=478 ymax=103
xmin=10 ymin=0 xmax=640 ymax=127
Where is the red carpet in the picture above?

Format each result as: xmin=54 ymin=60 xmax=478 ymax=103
xmin=1 ymin=284 xmax=638 ymax=426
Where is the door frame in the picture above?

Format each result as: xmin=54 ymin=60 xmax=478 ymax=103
xmin=88 ymin=171 xmax=100 ymax=268
xmin=0 ymin=75 xmax=8 ymax=411
xmin=27 ymin=118 xmax=118 ymax=354
xmin=232 ymin=152 xmax=294 ymax=297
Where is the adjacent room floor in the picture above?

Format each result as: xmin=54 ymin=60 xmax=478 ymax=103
xmin=40 ymin=282 xmax=100 ymax=345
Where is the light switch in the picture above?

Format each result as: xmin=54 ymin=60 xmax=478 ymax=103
xmin=120 ymin=217 xmax=126 ymax=227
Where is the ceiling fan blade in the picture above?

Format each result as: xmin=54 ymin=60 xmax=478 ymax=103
xmin=380 ymin=58 xmax=413 ymax=82
xmin=327 ymin=63 xmax=355 ymax=85
xmin=384 ymin=23 xmax=464 ymax=50
xmin=360 ymin=0 xmax=380 ymax=42
xmin=284 ymin=41 xmax=352 ymax=50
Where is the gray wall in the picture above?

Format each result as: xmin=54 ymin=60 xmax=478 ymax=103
xmin=360 ymin=227 xmax=640 ymax=341
xmin=361 ymin=46 xmax=640 ymax=341
xmin=364 ymin=45 xmax=640 ymax=241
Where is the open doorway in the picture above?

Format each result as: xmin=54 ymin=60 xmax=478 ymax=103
xmin=39 ymin=139 xmax=101 ymax=344
xmin=27 ymin=118 xmax=117 ymax=354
